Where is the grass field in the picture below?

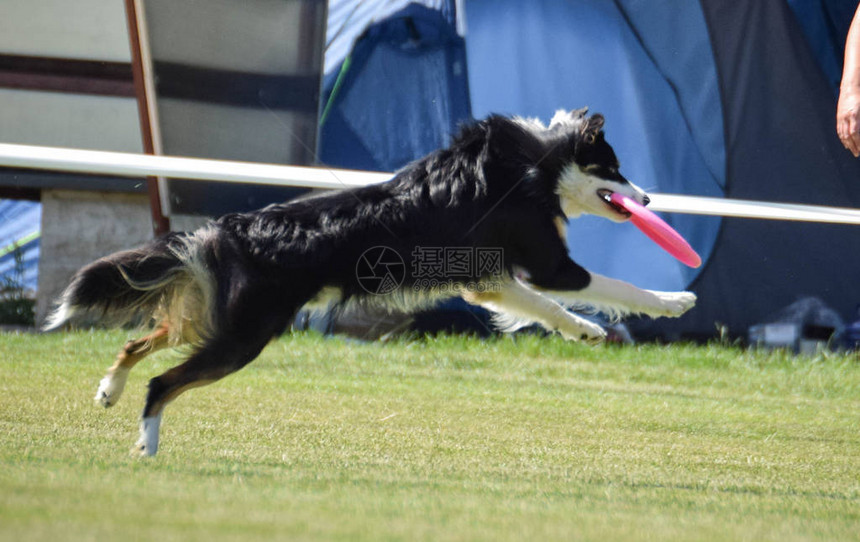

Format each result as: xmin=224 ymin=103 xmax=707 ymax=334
xmin=1 ymin=329 xmax=858 ymax=541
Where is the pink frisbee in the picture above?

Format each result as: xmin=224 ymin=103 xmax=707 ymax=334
xmin=609 ymin=192 xmax=702 ymax=268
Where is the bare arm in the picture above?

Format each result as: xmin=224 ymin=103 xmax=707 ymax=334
xmin=838 ymin=4 xmax=860 ymax=157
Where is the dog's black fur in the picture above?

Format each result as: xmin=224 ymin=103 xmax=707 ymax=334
xmin=46 ymin=109 xmax=688 ymax=456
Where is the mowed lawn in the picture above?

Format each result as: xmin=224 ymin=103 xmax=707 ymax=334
xmin=0 ymin=329 xmax=858 ymax=541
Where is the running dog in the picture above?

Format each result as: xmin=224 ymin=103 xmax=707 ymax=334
xmin=45 ymin=108 xmax=696 ymax=456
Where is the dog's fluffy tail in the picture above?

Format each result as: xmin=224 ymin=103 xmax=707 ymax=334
xmin=43 ymin=230 xmax=216 ymax=343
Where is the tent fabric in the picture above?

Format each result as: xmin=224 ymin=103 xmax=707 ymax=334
xmin=0 ymin=200 xmax=40 ymax=292
xmin=785 ymin=0 xmax=858 ymax=95
xmin=325 ymin=0 xmax=465 ymax=76
xmin=319 ymin=3 xmax=471 ymax=172
xmin=464 ymin=0 xmax=724 ymax=292
xmin=648 ymin=0 xmax=860 ymax=339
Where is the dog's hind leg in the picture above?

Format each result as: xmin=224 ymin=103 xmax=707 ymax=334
xmin=95 ymin=321 xmax=172 ymax=408
xmin=133 ymin=331 xmax=275 ymax=457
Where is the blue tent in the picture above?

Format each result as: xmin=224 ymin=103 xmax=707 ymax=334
xmin=320 ymin=1 xmax=470 ymax=172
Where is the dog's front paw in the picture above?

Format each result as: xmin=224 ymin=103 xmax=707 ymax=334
xmin=649 ymin=291 xmax=697 ymax=318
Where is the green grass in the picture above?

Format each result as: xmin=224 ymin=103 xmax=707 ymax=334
xmin=1 ymin=330 xmax=858 ymax=541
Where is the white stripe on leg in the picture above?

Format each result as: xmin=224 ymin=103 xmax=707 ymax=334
xmin=541 ymin=273 xmax=696 ymax=319
xmin=133 ymin=413 xmax=162 ymax=457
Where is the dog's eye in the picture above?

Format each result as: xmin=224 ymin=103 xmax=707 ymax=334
xmin=582 ymin=163 xmax=623 ymax=180
xmin=582 ymin=164 xmax=617 ymax=176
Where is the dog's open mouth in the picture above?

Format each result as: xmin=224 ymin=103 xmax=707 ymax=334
xmin=597 ymin=189 xmax=632 ymax=218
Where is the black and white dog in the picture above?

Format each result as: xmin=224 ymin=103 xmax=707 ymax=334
xmin=45 ymin=108 xmax=695 ymax=456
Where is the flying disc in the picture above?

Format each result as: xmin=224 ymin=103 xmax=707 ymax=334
xmin=609 ymin=192 xmax=702 ymax=268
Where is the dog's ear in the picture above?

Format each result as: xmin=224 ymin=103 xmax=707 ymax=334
xmin=581 ymin=114 xmax=605 ymax=144
xmin=550 ymin=107 xmax=589 ymax=130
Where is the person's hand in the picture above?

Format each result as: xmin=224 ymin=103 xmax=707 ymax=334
xmin=837 ymin=85 xmax=860 ymax=157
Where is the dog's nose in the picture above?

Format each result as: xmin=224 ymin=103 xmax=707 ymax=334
xmin=642 ymin=195 xmax=651 ymax=207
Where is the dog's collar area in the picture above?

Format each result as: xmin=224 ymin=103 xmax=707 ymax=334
xmin=597 ymin=189 xmax=632 ymax=218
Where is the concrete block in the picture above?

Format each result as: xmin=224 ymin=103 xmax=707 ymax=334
xmin=36 ymin=189 xmax=152 ymax=325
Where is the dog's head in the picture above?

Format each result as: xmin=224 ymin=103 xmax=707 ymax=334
xmin=547 ymin=108 xmax=648 ymax=223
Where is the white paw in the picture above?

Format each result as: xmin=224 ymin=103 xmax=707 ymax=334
xmin=130 ymin=414 xmax=161 ymax=457
xmin=648 ymin=291 xmax=697 ymax=318
xmin=94 ymin=368 xmax=130 ymax=408
xmin=558 ymin=318 xmax=607 ymax=345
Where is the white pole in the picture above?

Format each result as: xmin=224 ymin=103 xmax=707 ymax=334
xmin=647 ymin=194 xmax=860 ymax=225
xmin=0 ymin=142 xmax=391 ymax=191
xmin=2 ymin=142 xmax=860 ymax=224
